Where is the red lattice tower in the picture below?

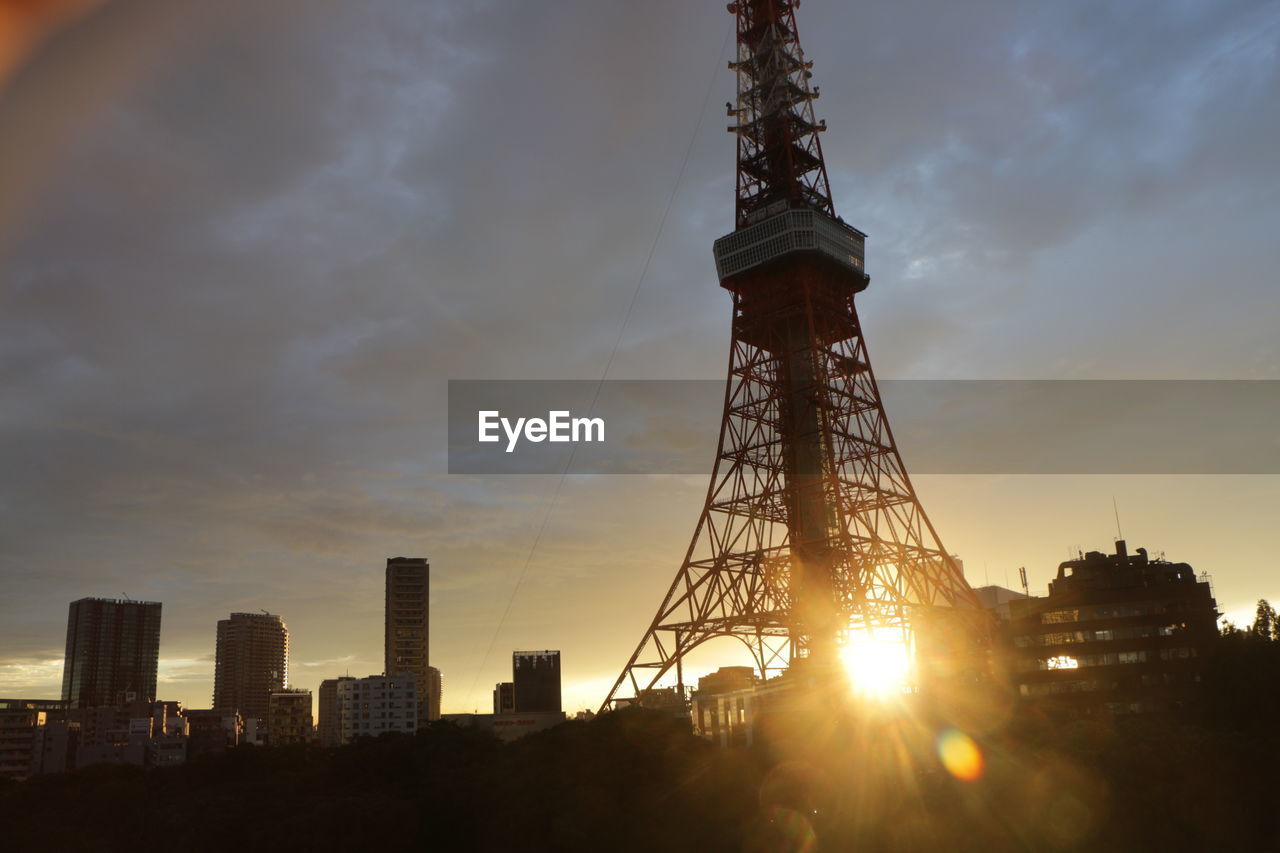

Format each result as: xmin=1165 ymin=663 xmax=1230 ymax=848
xmin=602 ymin=0 xmax=985 ymax=709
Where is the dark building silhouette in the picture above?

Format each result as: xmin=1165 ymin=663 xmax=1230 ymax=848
xmin=492 ymin=681 xmax=514 ymax=714
xmin=424 ymin=665 xmax=442 ymax=721
xmin=29 ymin=720 xmax=79 ymax=776
xmin=213 ymin=612 xmax=288 ymax=724
xmin=385 ymin=557 xmax=433 ymax=718
xmin=691 ymin=666 xmax=761 ymax=747
xmin=61 ymin=598 xmax=161 ymax=708
xmin=184 ymin=709 xmax=242 ymax=758
xmin=513 ymin=650 xmax=561 ymax=713
xmin=1006 ymin=541 xmax=1219 ymax=714
xmin=317 ymin=676 xmax=353 ymax=748
xmin=1 ymin=700 xmax=59 ymax=780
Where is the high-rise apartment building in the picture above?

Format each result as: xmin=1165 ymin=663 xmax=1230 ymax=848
xmin=513 ymin=650 xmax=561 ymax=713
xmin=424 ymin=666 xmax=442 ymax=721
xmin=385 ymin=557 xmax=429 ymax=715
xmin=213 ymin=612 xmax=289 ymax=723
xmin=61 ymin=598 xmax=162 ymax=708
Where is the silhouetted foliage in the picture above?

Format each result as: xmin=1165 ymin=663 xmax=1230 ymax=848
xmin=1251 ymin=598 xmax=1277 ymax=641
xmin=1201 ymin=601 xmax=1280 ymax=735
xmin=3 ymin=652 xmax=1279 ymax=851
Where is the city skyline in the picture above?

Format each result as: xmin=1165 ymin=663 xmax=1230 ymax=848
xmin=2 ymin=0 xmax=1279 ymax=715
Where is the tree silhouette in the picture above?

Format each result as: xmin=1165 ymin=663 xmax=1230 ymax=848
xmin=1250 ymin=599 xmax=1277 ymax=642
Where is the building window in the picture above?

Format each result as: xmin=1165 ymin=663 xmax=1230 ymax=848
xmin=1042 ymin=609 xmax=1079 ymax=624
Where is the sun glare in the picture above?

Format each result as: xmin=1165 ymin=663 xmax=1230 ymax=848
xmin=839 ymin=628 xmax=912 ymax=697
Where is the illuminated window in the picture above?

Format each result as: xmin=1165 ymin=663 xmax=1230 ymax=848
xmin=1046 ymin=655 xmax=1079 ymax=670
xmin=1042 ymin=609 xmax=1080 ymax=624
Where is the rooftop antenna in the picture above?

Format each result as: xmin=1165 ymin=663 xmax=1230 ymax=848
xmin=1112 ymin=496 xmax=1124 ymax=541
xmin=1018 ymin=566 xmax=1029 ymax=598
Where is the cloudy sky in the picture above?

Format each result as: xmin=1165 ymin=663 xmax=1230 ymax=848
xmin=1 ymin=0 xmax=1278 ymax=714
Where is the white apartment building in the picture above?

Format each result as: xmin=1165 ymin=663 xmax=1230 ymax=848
xmin=336 ymin=675 xmax=418 ymax=744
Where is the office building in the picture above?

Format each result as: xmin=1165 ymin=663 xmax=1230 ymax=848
xmin=213 ymin=612 xmax=289 ymax=723
xmin=61 ymin=598 xmax=162 ymax=708
xmin=1006 ymin=541 xmax=1219 ymax=714
xmin=267 ymin=689 xmax=312 ymax=746
xmin=336 ymin=675 xmax=417 ymax=744
xmin=513 ymin=650 xmax=561 ymax=713
xmin=385 ymin=557 xmax=430 ymax=717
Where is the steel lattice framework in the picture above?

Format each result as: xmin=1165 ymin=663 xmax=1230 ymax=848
xmin=601 ymin=0 xmax=984 ymax=711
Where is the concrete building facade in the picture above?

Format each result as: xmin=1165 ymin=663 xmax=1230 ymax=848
xmin=29 ymin=720 xmax=79 ymax=776
xmin=185 ymin=709 xmax=242 ymax=758
xmin=1005 ymin=541 xmax=1219 ymax=714
xmin=267 ymin=689 xmax=313 ymax=746
xmin=336 ymin=675 xmax=417 ymax=744
xmin=317 ymin=676 xmax=354 ymax=747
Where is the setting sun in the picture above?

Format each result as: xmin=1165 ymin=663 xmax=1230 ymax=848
xmin=839 ymin=628 xmax=913 ymax=697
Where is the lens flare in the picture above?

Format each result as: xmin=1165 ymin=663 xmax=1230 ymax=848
xmin=936 ymin=728 xmax=984 ymax=781
xmin=761 ymin=806 xmax=817 ymax=853
xmin=839 ymin=628 xmax=912 ymax=697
